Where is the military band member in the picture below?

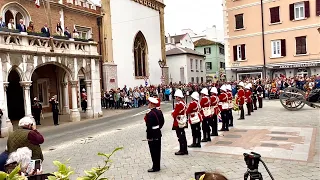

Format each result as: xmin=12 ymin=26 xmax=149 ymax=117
xmin=186 ymin=92 xmax=202 ymax=148
xmin=144 ymin=97 xmax=165 ymax=172
xmin=245 ymin=85 xmax=252 ymax=116
xmin=257 ymin=81 xmax=264 ymax=108
xmin=49 ymin=95 xmax=59 ymax=126
xmin=252 ymin=84 xmax=258 ymax=110
xmin=248 ymin=83 xmax=254 ymax=113
xmin=218 ymin=85 xmax=229 ymax=131
xmin=32 ymin=97 xmax=42 ymax=125
xmin=153 ymin=94 xmax=161 ymax=110
xmin=210 ymin=87 xmax=219 ymax=136
xmin=200 ymin=88 xmax=211 ymax=142
xmin=236 ymin=82 xmax=245 ymax=120
xmin=226 ymin=85 xmax=234 ymax=127
xmin=171 ymin=89 xmax=188 ymax=155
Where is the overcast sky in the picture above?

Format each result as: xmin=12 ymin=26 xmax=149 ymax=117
xmin=92 ymin=0 xmax=224 ymax=35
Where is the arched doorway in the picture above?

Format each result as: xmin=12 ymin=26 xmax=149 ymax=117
xmin=15 ymin=12 xmax=23 ymax=25
xmin=4 ymin=10 xmax=13 ymax=25
xmin=7 ymin=69 xmax=25 ymax=120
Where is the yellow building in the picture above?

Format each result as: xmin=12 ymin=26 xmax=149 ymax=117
xmin=223 ymin=0 xmax=320 ymax=80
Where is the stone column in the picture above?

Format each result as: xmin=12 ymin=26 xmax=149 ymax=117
xmin=0 ymin=82 xmax=12 ymax=137
xmin=62 ymin=82 xmax=70 ymax=114
xmin=84 ymin=80 xmax=93 ymax=118
xmin=20 ymin=81 xmax=35 ymax=126
xmin=69 ymin=81 xmax=80 ymax=122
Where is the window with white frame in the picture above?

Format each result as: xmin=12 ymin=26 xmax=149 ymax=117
xmin=190 ymin=59 xmax=193 ymax=70
xmin=237 ymin=45 xmax=242 ymax=60
xmin=294 ymin=2 xmax=305 ymax=20
xmin=200 ymin=60 xmax=203 ymax=71
xmin=271 ymin=40 xmax=281 ymax=57
xmin=195 ymin=59 xmax=198 ymax=70
xmin=37 ymin=79 xmax=49 ymax=107
xmin=75 ymin=25 xmax=92 ymax=39
xmin=204 ymin=47 xmax=211 ymax=55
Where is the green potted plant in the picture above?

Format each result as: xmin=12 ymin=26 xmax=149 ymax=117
xmin=0 ymin=164 xmax=25 ymax=180
xmin=53 ymin=34 xmax=69 ymax=40
xmin=0 ymin=27 xmax=20 ymax=33
xmin=74 ymin=37 xmax=89 ymax=42
xmin=27 ymin=31 xmax=46 ymax=37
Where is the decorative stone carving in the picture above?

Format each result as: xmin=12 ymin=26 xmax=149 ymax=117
xmin=9 ymin=54 xmax=23 ymax=67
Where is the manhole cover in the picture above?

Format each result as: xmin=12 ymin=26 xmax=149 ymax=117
xmin=216 ymin=141 xmax=232 ymax=145
xmin=271 ymin=131 xmax=286 ymax=134
xmin=271 ymin=137 xmax=288 ymax=141
xmin=261 ymin=143 xmax=279 ymax=147
xmin=234 ymin=130 xmax=247 ymax=132
xmin=224 ymin=134 xmax=242 ymax=138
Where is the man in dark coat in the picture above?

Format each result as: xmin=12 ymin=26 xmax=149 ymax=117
xmin=144 ymin=97 xmax=164 ymax=172
xmin=32 ymin=97 xmax=42 ymax=125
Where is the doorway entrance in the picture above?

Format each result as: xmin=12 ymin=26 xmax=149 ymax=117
xmin=7 ymin=69 xmax=25 ymax=120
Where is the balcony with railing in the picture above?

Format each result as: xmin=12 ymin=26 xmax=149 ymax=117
xmin=0 ymin=29 xmax=98 ymax=56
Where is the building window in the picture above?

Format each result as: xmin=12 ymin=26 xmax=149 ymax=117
xmin=219 ymin=46 xmax=224 ymax=55
xmin=233 ymin=44 xmax=246 ymax=61
xmin=201 ymin=77 xmax=204 ymax=83
xmin=195 ymin=59 xmax=198 ymax=70
xmin=317 ymin=0 xmax=320 ymax=16
xmin=190 ymin=59 xmax=194 ymax=70
xmin=271 ymin=40 xmax=281 ymax=57
xmin=290 ymin=2 xmax=310 ymax=20
xmin=3 ymin=3 xmax=31 ymax=28
xmin=134 ymin=31 xmax=148 ymax=77
xmin=191 ymin=77 xmax=194 ymax=83
xmin=220 ymin=62 xmax=225 ymax=69
xmin=235 ymin=14 xmax=244 ymax=29
xmin=270 ymin=6 xmax=280 ymax=23
xmin=196 ymin=77 xmax=199 ymax=83
xmin=204 ymin=47 xmax=211 ymax=54
xmin=206 ymin=62 xmax=212 ymax=71
xmin=200 ymin=60 xmax=203 ymax=71
xmin=37 ymin=79 xmax=49 ymax=107
xmin=295 ymin=36 xmax=307 ymax=55
xmin=75 ymin=25 xmax=92 ymax=39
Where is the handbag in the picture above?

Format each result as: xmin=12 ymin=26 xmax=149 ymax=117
xmin=177 ymin=115 xmax=187 ymax=128
xmin=190 ymin=112 xmax=200 ymax=124
xmin=202 ymin=107 xmax=211 ymax=117
xmin=222 ymin=103 xmax=229 ymax=110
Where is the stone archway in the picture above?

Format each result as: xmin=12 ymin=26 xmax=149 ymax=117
xmin=7 ymin=68 xmax=24 ymax=121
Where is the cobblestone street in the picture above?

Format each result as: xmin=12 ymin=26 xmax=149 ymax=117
xmin=41 ymin=100 xmax=320 ymax=180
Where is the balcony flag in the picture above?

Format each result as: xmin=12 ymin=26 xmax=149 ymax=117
xmin=35 ymin=0 xmax=40 ymax=8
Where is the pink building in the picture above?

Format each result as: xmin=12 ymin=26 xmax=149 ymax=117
xmin=223 ymin=0 xmax=320 ymax=80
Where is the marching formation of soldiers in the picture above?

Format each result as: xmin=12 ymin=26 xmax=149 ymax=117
xmin=143 ymin=81 xmax=264 ymax=172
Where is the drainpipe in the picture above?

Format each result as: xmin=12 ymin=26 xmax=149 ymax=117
xmin=260 ymin=0 xmax=267 ymax=79
xmin=97 ymin=17 xmax=104 ymax=90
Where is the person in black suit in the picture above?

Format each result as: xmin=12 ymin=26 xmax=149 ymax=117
xmin=16 ymin=19 xmax=26 ymax=32
xmin=64 ymin=27 xmax=72 ymax=38
xmin=41 ymin=23 xmax=50 ymax=37
xmin=144 ymin=97 xmax=165 ymax=172
xmin=49 ymin=95 xmax=59 ymax=125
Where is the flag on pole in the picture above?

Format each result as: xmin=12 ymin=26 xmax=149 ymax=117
xmin=35 ymin=0 xmax=40 ymax=8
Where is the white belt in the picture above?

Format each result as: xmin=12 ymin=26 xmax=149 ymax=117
xmin=152 ymin=125 xmax=159 ymax=129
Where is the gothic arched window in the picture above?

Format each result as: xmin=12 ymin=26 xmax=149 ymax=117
xmin=133 ymin=31 xmax=148 ymax=77
xmin=1 ymin=2 xmax=31 ymax=27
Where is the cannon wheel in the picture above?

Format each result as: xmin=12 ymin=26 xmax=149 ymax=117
xmin=279 ymin=87 xmax=306 ymax=111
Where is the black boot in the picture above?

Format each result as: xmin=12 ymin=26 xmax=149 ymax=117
xmin=188 ymin=137 xmax=197 ymax=148
xmin=196 ymin=136 xmax=201 ymax=147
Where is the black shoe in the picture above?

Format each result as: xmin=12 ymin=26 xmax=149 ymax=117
xmin=238 ymin=118 xmax=245 ymax=120
xmin=254 ymin=108 xmax=257 ymax=110
xmin=54 ymin=124 xmax=59 ymax=126
xmin=206 ymin=138 xmax=211 ymax=142
xmin=201 ymin=139 xmax=207 ymax=142
xmin=188 ymin=144 xmax=197 ymax=148
xmin=229 ymin=124 xmax=233 ymax=127
xmin=148 ymin=168 xmax=160 ymax=172
xmin=184 ymin=151 xmax=188 ymax=155
xmin=195 ymin=144 xmax=201 ymax=148
xmin=36 ymin=123 xmax=41 ymax=125
xmin=219 ymin=129 xmax=225 ymax=131
xmin=246 ymin=114 xmax=251 ymax=116
xmin=175 ymin=151 xmax=185 ymax=155
xmin=225 ymin=129 xmax=229 ymax=131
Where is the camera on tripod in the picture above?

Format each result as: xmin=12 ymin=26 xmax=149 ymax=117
xmin=243 ymin=152 xmax=275 ymax=180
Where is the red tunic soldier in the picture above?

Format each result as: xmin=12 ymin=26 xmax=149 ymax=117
xmin=236 ymin=82 xmax=245 ymax=120
xmin=209 ymin=87 xmax=219 ymax=136
xmin=226 ymin=84 xmax=234 ymax=127
xmin=200 ymin=88 xmax=211 ymax=142
xmin=245 ymin=84 xmax=252 ymax=116
xmin=186 ymin=92 xmax=202 ymax=148
xmin=171 ymin=89 xmax=188 ymax=155
xmin=218 ymin=85 xmax=229 ymax=131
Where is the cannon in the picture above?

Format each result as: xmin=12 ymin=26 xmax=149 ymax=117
xmin=279 ymin=87 xmax=320 ymax=111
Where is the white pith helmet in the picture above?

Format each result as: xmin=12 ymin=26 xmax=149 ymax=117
xmin=220 ymin=85 xmax=227 ymax=92
xmin=226 ymin=84 xmax=232 ymax=91
xmin=191 ymin=92 xmax=199 ymax=101
xmin=245 ymin=84 xmax=250 ymax=89
xmin=210 ymin=87 xmax=218 ymax=94
xmin=174 ymin=89 xmax=184 ymax=98
xmin=200 ymin=88 xmax=209 ymax=95
xmin=238 ymin=82 xmax=245 ymax=87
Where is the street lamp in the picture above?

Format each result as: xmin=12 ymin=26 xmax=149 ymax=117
xmin=158 ymin=59 xmax=165 ymax=78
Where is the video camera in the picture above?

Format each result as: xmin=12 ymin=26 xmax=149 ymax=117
xmin=243 ymin=152 xmax=275 ymax=180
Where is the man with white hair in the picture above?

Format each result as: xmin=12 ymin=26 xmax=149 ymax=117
xmin=6 ymin=117 xmax=44 ymax=161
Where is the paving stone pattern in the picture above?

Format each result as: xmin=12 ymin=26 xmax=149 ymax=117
xmin=41 ymin=100 xmax=320 ymax=180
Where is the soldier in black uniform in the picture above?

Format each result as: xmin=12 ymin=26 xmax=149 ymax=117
xmin=252 ymin=85 xmax=258 ymax=110
xmin=32 ymin=97 xmax=42 ymax=125
xmin=257 ymin=81 xmax=264 ymax=108
xmin=49 ymin=95 xmax=59 ymax=125
xmin=144 ymin=97 xmax=165 ymax=172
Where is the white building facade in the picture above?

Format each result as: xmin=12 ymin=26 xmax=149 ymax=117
xmin=165 ymin=34 xmax=194 ymax=51
xmin=181 ymin=25 xmax=224 ymax=43
xmin=166 ymin=47 xmax=206 ymax=84
xmin=106 ymin=0 xmax=164 ymax=88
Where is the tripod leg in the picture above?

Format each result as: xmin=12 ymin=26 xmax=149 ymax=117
xmin=244 ymin=171 xmax=249 ymax=180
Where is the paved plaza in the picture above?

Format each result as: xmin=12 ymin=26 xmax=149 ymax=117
xmin=37 ymin=100 xmax=319 ymax=179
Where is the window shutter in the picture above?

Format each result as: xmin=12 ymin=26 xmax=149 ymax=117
xmin=209 ymin=48 xmax=211 ymax=54
xmin=204 ymin=48 xmax=206 ymax=54
xmin=270 ymin=7 xmax=275 ymax=23
xmin=289 ymin=4 xmax=294 ymax=20
xmin=275 ymin=7 xmax=280 ymax=22
xmin=233 ymin=46 xmax=237 ymax=61
xmin=317 ymin=0 xmax=320 ymax=16
xmin=281 ymin=39 xmax=286 ymax=56
xmin=304 ymin=1 xmax=310 ymax=18
xmin=241 ymin=44 xmax=246 ymax=60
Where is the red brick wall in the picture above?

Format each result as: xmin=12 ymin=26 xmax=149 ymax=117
xmin=0 ymin=0 xmax=100 ymax=42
